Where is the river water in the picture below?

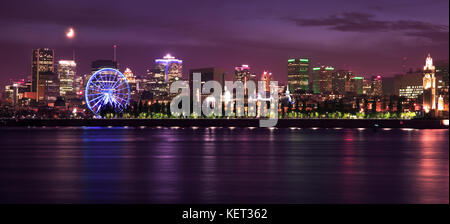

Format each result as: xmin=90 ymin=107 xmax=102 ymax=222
xmin=0 ymin=127 xmax=448 ymax=203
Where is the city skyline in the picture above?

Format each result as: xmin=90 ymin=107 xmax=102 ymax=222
xmin=0 ymin=0 xmax=448 ymax=210
xmin=0 ymin=0 xmax=448 ymax=89
xmin=0 ymin=46 xmax=448 ymax=88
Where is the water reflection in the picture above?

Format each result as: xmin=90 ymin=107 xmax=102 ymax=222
xmin=0 ymin=127 xmax=448 ymax=204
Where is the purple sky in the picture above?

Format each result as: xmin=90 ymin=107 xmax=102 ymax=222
xmin=0 ymin=0 xmax=448 ymax=88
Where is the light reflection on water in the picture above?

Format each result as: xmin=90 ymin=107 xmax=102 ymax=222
xmin=0 ymin=127 xmax=448 ymax=204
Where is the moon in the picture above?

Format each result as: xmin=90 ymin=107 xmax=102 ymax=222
xmin=66 ymin=28 xmax=75 ymax=39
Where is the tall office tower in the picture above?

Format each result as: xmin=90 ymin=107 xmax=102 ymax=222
xmin=234 ymin=65 xmax=256 ymax=95
xmin=31 ymin=48 xmax=54 ymax=101
xmin=189 ymin=67 xmax=226 ymax=90
xmin=349 ymin=77 xmax=364 ymax=95
xmin=38 ymin=71 xmax=60 ymax=102
xmin=312 ymin=66 xmax=334 ymax=94
xmin=189 ymin=67 xmax=226 ymax=104
xmin=332 ymin=70 xmax=347 ymax=95
xmin=423 ymin=54 xmax=436 ymax=113
xmin=371 ymin=75 xmax=383 ymax=96
xmin=362 ymin=79 xmax=372 ymax=95
xmin=234 ymin=65 xmax=251 ymax=82
xmin=74 ymin=76 xmax=84 ymax=96
xmin=57 ymin=60 xmax=76 ymax=97
xmin=344 ymin=71 xmax=355 ymax=93
xmin=123 ymin=68 xmax=138 ymax=101
xmin=260 ymin=70 xmax=274 ymax=93
xmin=435 ymin=60 xmax=449 ymax=89
xmin=155 ymin=54 xmax=183 ymax=84
xmin=148 ymin=68 xmax=168 ymax=100
xmin=287 ymin=58 xmax=309 ymax=93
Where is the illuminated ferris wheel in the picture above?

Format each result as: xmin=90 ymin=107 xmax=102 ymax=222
xmin=85 ymin=68 xmax=130 ymax=115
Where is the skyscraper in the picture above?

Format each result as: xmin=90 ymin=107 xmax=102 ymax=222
xmin=189 ymin=67 xmax=226 ymax=90
xmin=57 ymin=60 xmax=76 ymax=97
xmin=261 ymin=70 xmax=273 ymax=93
xmin=74 ymin=76 xmax=84 ymax=96
xmin=371 ymin=75 xmax=383 ymax=96
xmin=38 ymin=71 xmax=60 ymax=102
xmin=155 ymin=54 xmax=183 ymax=84
xmin=287 ymin=58 xmax=309 ymax=93
xmin=344 ymin=71 xmax=355 ymax=93
xmin=332 ymin=70 xmax=348 ymax=95
xmin=362 ymin=79 xmax=372 ymax=95
xmin=351 ymin=77 xmax=364 ymax=95
xmin=234 ymin=65 xmax=257 ymax=96
xmin=123 ymin=68 xmax=138 ymax=101
xmin=147 ymin=68 xmax=168 ymax=100
xmin=423 ymin=54 xmax=436 ymax=113
xmin=234 ymin=65 xmax=251 ymax=82
xmin=312 ymin=66 xmax=334 ymax=94
xmin=31 ymin=48 xmax=54 ymax=101
xmin=189 ymin=67 xmax=226 ymax=111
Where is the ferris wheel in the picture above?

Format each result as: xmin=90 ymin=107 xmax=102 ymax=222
xmin=85 ymin=68 xmax=130 ymax=115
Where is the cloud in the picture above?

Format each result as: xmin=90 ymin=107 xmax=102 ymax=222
xmin=284 ymin=12 xmax=449 ymax=42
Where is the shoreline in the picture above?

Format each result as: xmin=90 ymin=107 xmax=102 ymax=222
xmin=0 ymin=118 xmax=448 ymax=129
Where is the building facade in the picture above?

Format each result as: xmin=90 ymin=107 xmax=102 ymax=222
xmin=332 ymin=69 xmax=348 ymax=95
xmin=57 ymin=60 xmax=76 ymax=97
xmin=38 ymin=71 xmax=60 ymax=102
xmin=234 ymin=65 xmax=251 ymax=82
xmin=155 ymin=54 xmax=183 ymax=85
xmin=123 ymin=68 xmax=138 ymax=101
xmin=31 ymin=48 xmax=54 ymax=101
xmin=312 ymin=66 xmax=334 ymax=94
xmin=261 ymin=71 xmax=273 ymax=93
xmin=147 ymin=68 xmax=169 ymax=100
xmin=371 ymin=75 xmax=383 ymax=96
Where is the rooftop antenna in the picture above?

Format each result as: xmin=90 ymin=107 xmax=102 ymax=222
xmin=113 ymin=44 xmax=117 ymax=62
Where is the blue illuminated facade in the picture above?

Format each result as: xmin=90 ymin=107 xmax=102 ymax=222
xmin=85 ymin=68 xmax=131 ymax=115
